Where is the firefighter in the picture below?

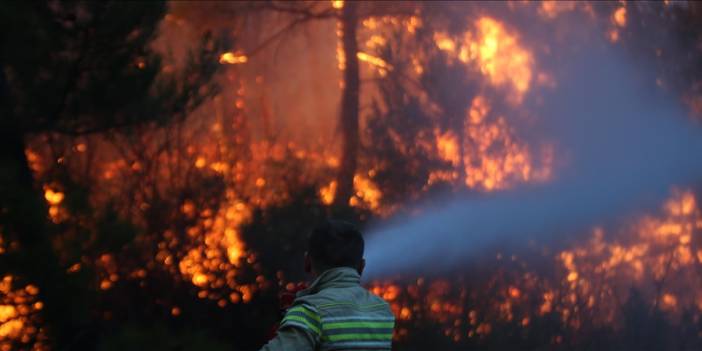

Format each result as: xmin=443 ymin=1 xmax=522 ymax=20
xmin=260 ymin=220 xmax=395 ymax=350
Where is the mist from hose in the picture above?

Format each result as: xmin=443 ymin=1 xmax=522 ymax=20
xmin=362 ymin=40 xmax=702 ymax=280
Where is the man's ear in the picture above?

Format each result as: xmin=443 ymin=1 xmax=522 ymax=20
xmin=358 ymin=258 xmax=366 ymax=276
xmin=304 ymin=252 xmax=312 ymax=274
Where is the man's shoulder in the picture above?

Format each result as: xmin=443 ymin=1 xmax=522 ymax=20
xmin=295 ymin=286 xmax=393 ymax=316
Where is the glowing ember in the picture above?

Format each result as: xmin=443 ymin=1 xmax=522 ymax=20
xmin=43 ymin=185 xmax=66 ymax=223
xmin=43 ymin=187 xmax=64 ymax=206
xmin=177 ymin=197 xmax=252 ymax=299
xmin=463 ymin=96 xmax=552 ymax=191
xmin=538 ymin=1 xmax=578 ymax=19
xmin=319 ymin=174 xmax=382 ymax=212
xmin=357 ymin=52 xmax=391 ymax=75
xmin=319 ymin=180 xmax=337 ymax=206
xmin=613 ymin=7 xmax=627 ymax=28
xmin=331 ymin=0 xmax=344 ymax=10
xmin=435 ymin=130 xmax=461 ymax=167
xmin=0 ymin=276 xmax=46 ymax=350
xmin=470 ymin=17 xmax=533 ymax=100
xmin=219 ymin=52 xmax=248 ymax=65
xmin=350 ymin=174 xmax=382 ymax=211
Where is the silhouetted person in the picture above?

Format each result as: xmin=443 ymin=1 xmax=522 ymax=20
xmin=260 ymin=220 xmax=395 ymax=350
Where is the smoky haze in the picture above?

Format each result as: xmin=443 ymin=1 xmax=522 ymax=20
xmin=362 ymin=39 xmax=702 ymax=280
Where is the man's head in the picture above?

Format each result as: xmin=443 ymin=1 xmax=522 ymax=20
xmin=305 ymin=220 xmax=365 ymax=276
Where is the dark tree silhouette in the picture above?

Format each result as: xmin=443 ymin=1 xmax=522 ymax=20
xmin=333 ymin=1 xmax=361 ymax=210
xmin=0 ymin=1 xmax=220 ymax=347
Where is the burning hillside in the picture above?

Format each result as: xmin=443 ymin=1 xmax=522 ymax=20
xmin=2 ymin=1 xmax=702 ymax=350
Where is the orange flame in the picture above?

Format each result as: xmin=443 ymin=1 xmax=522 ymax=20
xmin=436 ymin=17 xmax=535 ymax=103
xmin=219 ymin=52 xmax=248 ymax=65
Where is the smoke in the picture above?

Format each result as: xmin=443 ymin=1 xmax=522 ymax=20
xmin=362 ymin=38 xmax=702 ymax=279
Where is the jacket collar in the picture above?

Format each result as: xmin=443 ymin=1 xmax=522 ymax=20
xmin=298 ymin=267 xmax=361 ymax=297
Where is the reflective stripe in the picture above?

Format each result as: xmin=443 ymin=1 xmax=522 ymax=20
xmin=287 ymin=306 xmax=321 ymax=324
xmin=320 ymin=340 xmax=392 ymax=350
xmin=318 ymin=304 xmax=395 ymax=348
xmin=318 ymin=302 xmax=389 ymax=310
xmin=324 ymin=327 xmax=393 ymax=336
xmin=325 ymin=321 xmax=394 ymax=329
xmin=322 ymin=319 xmax=394 ymax=344
xmin=281 ymin=320 xmax=319 ymax=335
xmin=282 ymin=316 xmax=321 ymax=335
xmin=327 ymin=333 xmax=393 ymax=342
xmin=282 ymin=305 xmax=322 ymax=335
xmin=322 ymin=316 xmax=395 ymax=323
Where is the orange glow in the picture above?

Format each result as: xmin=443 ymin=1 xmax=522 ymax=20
xmin=192 ymin=273 xmax=208 ymax=287
xmin=171 ymin=307 xmax=181 ymax=316
xmin=0 ymin=306 xmax=17 ymax=324
xmin=318 ymin=174 xmax=383 ymax=212
xmin=367 ymin=189 xmax=702 ymax=341
xmin=538 ymin=1 xmax=577 ymax=19
xmin=613 ymin=7 xmax=627 ymax=27
xmin=181 ymin=200 xmax=196 ymax=217
xmin=194 ymin=156 xmax=206 ymax=168
xmin=552 ymin=189 xmax=702 ymax=325
xmin=436 ymin=130 xmax=461 ymax=167
xmin=350 ymin=174 xmax=382 ymax=212
xmin=0 ymin=276 xmax=45 ymax=349
xmin=365 ymin=35 xmax=387 ymax=49
xmin=464 ymin=96 xmax=552 ymax=191
xmin=18 ymin=3 xmax=702 ymax=347
xmin=336 ymin=22 xmax=345 ymax=71
xmin=566 ymin=271 xmax=578 ymax=282
xmin=43 ymin=187 xmax=64 ymax=205
xmin=661 ymin=293 xmax=677 ymax=309
xmin=436 ymin=17 xmax=535 ymax=103
xmin=176 ymin=189 xmax=255 ymax=300
xmin=219 ymin=52 xmax=248 ymax=65
xmin=320 ymin=180 xmax=337 ymax=205
xmin=67 ymin=263 xmax=81 ymax=273
xmin=99 ymin=280 xmax=112 ymax=290
xmin=434 ymin=32 xmax=456 ymax=52
xmin=470 ymin=17 xmax=533 ymax=101
xmin=357 ymin=52 xmax=391 ymax=75
xmin=43 ymin=185 xmax=67 ymax=223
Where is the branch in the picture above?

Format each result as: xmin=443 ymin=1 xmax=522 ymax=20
xmin=359 ymin=2 xmax=422 ymax=19
xmin=45 ymin=4 xmax=108 ymax=133
xmin=48 ymin=119 xmax=145 ymax=137
xmin=263 ymin=1 xmax=336 ymax=19
xmin=651 ymin=247 xmax=676 ymax=312
xmin=243 ymin=2 xmax=337 ymax=59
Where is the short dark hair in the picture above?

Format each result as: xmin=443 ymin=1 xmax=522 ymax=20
xmin=308 ymin=220 xmax=364 ymax=270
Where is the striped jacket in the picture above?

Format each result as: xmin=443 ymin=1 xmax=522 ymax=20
xmin=260 ymin=267 xmax=395 ymax=351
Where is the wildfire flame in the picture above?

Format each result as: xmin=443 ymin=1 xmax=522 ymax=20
xmin=219 ymin=52 xmax=248 ymax=65
xmin=369 ymin=189 xmax=702 ymax=341
xmin=4 ymin=2 xmax=699 ymax=348
xmin=463 ymin=95 xmax=552 ymax=190
xmin=435 ymin=17 xmax=534 ymax=103
xmin=0 ymin=276 xmax=46 ymax=350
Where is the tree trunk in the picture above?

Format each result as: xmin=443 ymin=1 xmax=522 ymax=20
xmin=333 ymin=1 xmax=360 ymax=210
